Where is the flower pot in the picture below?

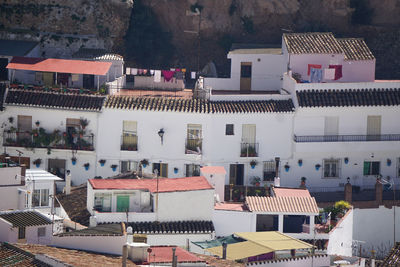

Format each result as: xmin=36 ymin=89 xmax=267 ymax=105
xmin=112 ymin=167 xmax=117 ymax=172
xmin=344 ymin=158 xmax=349 ymax=164
xmin=284 ymin=166 xmax=290 ymax=172
xmin=255 ymin=182 xmax=260 ymax=187
xmin=35 ymin=163 xmax=40 ymax=168
xmin=72 ymin=160 xmax=76 ymax=166
xmin=251 ymin=165 xmax=256 ymax=169
xmin=100 ymin=162 xmax=105 ymax=167
xmin=142 ymin=164 xmax=147 ymax=168
xmin=315 ymin=166 xmax=320 ymax=171
xmin=174 ymin=169 xmax=178 ymax=174
xmin=84 ymin=166 xmax=89 ymax=171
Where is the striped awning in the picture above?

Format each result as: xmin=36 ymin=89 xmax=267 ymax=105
xmin=246 ymin=196 xmax=319 ymax=214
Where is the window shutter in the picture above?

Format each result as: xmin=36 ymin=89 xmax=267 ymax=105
xmin=363 ymin=162 xmax=370 ymax=175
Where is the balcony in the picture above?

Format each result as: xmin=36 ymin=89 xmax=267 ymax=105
xmin=121 ymin=134 xmax=138 ymax=151
xmin=294 ymin=134 xmax=400 ymax=143
xmin=240 ymin=143 xmax=259 ymax=157
xmin=185 ymin=138 xmax=202 ymax=155
xmin=3 ymin=129 xmax=94 ymax=151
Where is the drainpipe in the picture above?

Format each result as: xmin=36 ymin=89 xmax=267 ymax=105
xmin=222 ymin=242 xmax=227 ymax=259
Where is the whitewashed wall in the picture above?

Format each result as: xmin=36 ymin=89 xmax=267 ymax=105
xmin=327 ymin=209 xmax=353 ymax=256
xmin=0 ymin=167 xmax=24 ymax=210
xmin=353 ymin=206 xmax=400 ymax=258
xmin=0 ymin=219 xmax=17 ymax=243
xmin=26 ymin=224 xmax=53 ymax=245
xmin=213 ymin=210 xmax=256 ymax=236
xmin=204 ymin=52 xmax=285 ymax=92
xmin=52 ymin=234 xmax=126 ymax=255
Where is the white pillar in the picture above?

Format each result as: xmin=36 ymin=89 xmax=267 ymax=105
xmin=278 ymin=214 xmax=284 ymax=232
xmin=310 ymin=215 xmax=315 ymax=236
xmin=97 ymin=75 xmax=100 ymax=91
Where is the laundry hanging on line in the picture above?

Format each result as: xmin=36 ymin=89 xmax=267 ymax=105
xmin=162 ymin=70 xmax=175 ymax=82
xmin=329 ymin=65 xmax=343 ymax=80
xmin=307 ymin=64 xmax=322 ymax=75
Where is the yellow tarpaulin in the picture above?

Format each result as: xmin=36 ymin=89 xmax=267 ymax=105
xmin=206 ymin=232 xmax=313 ymax=260
xmin=206 ymin=241 xmax=273 ymax=261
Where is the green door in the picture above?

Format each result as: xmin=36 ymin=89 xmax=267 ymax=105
xmin=117 ymin=196 xmax=130 ymax=212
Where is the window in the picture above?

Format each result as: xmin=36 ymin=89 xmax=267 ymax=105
xmin=121 ymin=121 xmax=138 ymax=151
xmin=18 ymin=227 xmax=25 ymax=239
xmin=121 ymin=161 xmax=139 ymax=173
xmin=323 ymin=159 xmax=340 ymax=178
xmin=32 ymin=189 xmax=50 ymax=207
xmin=153 ymin=163 xmax=168 ymax=177
xmin=38 ymin=227 xmax=46 ymax=237
xmin=225 ymin=124 xmax=234 ymax=135
xmin=363 ymin=161 xmax=380 ymax=176
xmin=94 ymin=193 xmax=112 ymax=212
xmin=185 ymin=164 xmax=201 ymax=177
xmin=186 ymin=124 xmax=202 ymax=155
xmin=263 ymin=161 xmax=275 ymax=181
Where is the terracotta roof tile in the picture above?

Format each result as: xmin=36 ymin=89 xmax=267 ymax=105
xmin=297 ymin=88 xmax=400 ymax=107
xmin=88 ymin=176 xmax=213 ymax=193
xmin=337 ymin=38 xmax=375 ymax=61
xmin=283 ymin=32 xmax=343 ymax=54
xmin=126 ymin=221 xmax=215 ymax=234
xmin=14 ymin=243 xmax=136 ymax=267
xmin=273 ymin=187 xmax=312 ymax=198
xmin=380 ymin=242 xmax=400 ymax=266
xmin=56 ymin=184 xmax=91 ymax=227
xmin=0 ymin=243 xmax=45 ymax=267
xmin=6 ymin=88 xmax=105 ymax=111
xmin=104 ymin=96 xmax=294 ymax=113
xmin=200 ymin=166 xmax=226 ymax=174
xmin=246 ymin=196 xmax=319 ymax=214
xmin=0 ymin=211 xmax=51 ymax=227
xmin=148 ymin=246 xmax=205 ymax=264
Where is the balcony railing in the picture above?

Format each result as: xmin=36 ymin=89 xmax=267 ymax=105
xmin=185 ymin=138 xmax=202 ymax=155
xmin=240 ymin=142 xmax=259 ymax=157
xmin=294 ymin=134 xmax=400 ymax=143
xmin=3 ymin=130 xmax=94 ymax=151
xmin=121 ymin=134 xmax=138 ymax=151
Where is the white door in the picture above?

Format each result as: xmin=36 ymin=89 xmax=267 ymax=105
xmin=242 ymin=124 xmax=256 ymax=144
xmin=367 ymin=116 xmax=381 ymax=135
xmin=324 ymin=116 xmax=339 ymax=136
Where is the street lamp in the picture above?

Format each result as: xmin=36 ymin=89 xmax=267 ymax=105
xmin=158 ymin=128 xmax=164 ymax=145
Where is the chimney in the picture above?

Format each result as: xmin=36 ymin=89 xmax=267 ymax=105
xmin=344 ymin=178 xmax=352 ymax=203
xmin=126 ymin=226 xmax=133 ymax=243
xmin=65 ymin=170 xmax=71 ymax=195
xmin=222 ymin=242 xmax=227 ymax=259
xmin=20 ymin=164 xmax=26 ymax=185
xmin=274 ymin=157 xmax=280 ymax=187
xmin=89 ymin=215 xmax=97 ymax=227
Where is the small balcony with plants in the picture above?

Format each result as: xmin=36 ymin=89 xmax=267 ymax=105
xmin=240 ymin=142 xmax=259 ymax=157
xmin=185 ymin=138 xmax=202 ymax=155
xmin=3 ymin=127 xmax=94 ymax=151
xmin=120 ymin=134 xmax=138 ymax=151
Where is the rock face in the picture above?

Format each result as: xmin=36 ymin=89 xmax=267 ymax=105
xmin=0 ymin=0 xmax=399 ymax=78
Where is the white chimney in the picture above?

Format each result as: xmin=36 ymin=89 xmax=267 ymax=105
xmin=65 ymin=170 xmax=71 ymax=195
xmin=127 ymin=226 xmax=133 ymax=243
xmin=89 ymin=215 xmax=97 ymax=227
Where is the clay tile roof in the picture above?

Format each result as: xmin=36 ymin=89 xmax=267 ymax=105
xmin=296 ymin=88 xmax=400 ymax=107
xmin=245 ymin=196 xmax=319 ymax=214
xmin=56 ymin=184 xmax=91 ymax=227
xmin=14 ymin=243 xmax=137 ymax=267
xmin=0 ymin=211 xmax=52 ymax=227
xmin=380 ymin=242 xmax=400 ymax=266
xmin=0 ymin=243 xmax=45 ymax=267
xmin=88 ymin=176 xmax=213 ymax=193
xmin=336 ymin=38 xmax=375 ymax=61
xmin=283 ymin=32 xmax=343 ymax=54
xmin=126 ymin=221 xmax=215 ymax=234
xmin=104 ymin=96 xmax=294 ymax=114
xmin=5 ymin=88 xmax=105 ymax=111
xmin=148 ymin=246 xmax=205 ymax=263
xmin=273 ymin=187 xmax=312 ymax=198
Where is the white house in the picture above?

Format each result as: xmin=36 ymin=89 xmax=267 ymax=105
xmin=0 ymin=210 xmax=61 ymax=245
xmin=87 ymin=176 xmax=215 ymax=223
xmin=0 ymin=163 xmax=26 ymax=211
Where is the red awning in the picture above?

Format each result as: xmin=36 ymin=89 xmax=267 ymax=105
xmin=7 ymin=56 xmax=112 ymax=76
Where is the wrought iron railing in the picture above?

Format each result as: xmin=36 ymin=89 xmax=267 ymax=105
xmin=120 ymin=134 xmax=138 ymax=151
xmin=185 ymin=138 xmax=202 ymax=155
xmin=3 ymin=130 xmax=94 ymax=151
xmin=240 ymin=142 xmax=259 ymax=157
xmin=294 ymin=134 xmax=400 ymax=143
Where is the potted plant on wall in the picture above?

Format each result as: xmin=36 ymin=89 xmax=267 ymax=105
xmin=35 ymin=120 xmax=40 ymax=127
xmin=315 ymin=164 xmax=321 ymax=171
xmin=80 ymin=118 xmax=89 ymax=129
xmin=140 ymin=159 xmax=149 ymax=168
xmin=99 ymin=159 xmax=106 ymax=167
xmin=250 ymin=160 xmax=258 ymax=169
xmin=111 ymin=164 xmax=118 ymax=172
xmin=71 ymin=156 xmax=77 ymax=165
xmin=284 ymin=164 xmax=290 ymax=172
xmin=8 ymin=117 xmax=14 ymax=124
xmin=387 ymin=159 xmax=392 ymax=166
xmin=84 ymin=163 xmax=90 ymax=171
xmin=174 ymin=167 xmax=179 ymax=174
xmin=298 ymin=159 xmax=303 ymax=167
xmin=300 ymin=177 xmax=307 ymax=188
xmin=250 ymin=176 xmax=261 ymax=187
xmin=344 ymin=157 xmax=349 ymax=164
xmin=33 ymin=158 xmax=42 ymax=168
